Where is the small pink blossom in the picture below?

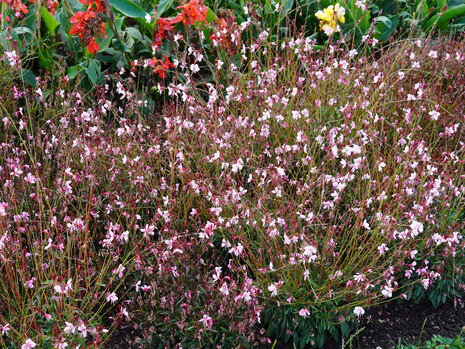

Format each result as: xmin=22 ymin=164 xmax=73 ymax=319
xmin=299 ymin=308 xmax=311 ymax=318
xmin=106 ymin=292 xmax=118 ymax=304
xmin=199 ymin=314 xmax=213 ymax=329
xmin=21 ymin=339 xmax=36 ymax=349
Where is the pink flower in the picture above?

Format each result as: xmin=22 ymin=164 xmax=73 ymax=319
xmin=64 ymin=322 xmax=75 ymax=334
xmin=1 ymin=323 xmax=10 ymax=335
xmin=106 ymin=292 xmax=118 ymax=304
xmin=299 ymin=308 xmax=311 ymax=318
xmin=24 ymin=277 xmax=36 ymax=289
xmin=54 ymin=340 xmax=68 ymax=349
xmin=219 ymin=282 xmax=229 ymax=296
xmin=199 ymin=314 xmax=213 ymax=329
xmin=21 ymin=339 xmax=37 ymax=349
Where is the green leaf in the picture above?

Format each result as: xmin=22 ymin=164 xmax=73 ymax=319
xmin=206 ymin=7 xmax=218 ymax=24
xmin=96 ymin=16 xmax=123 ymax=52
xmin=108 ymin=0 xmax=147 ymax=20
xmin=437 ymin=4 xmax=465 ymax=29
xmin=38 ymin=48 xmax=54 ymax=69
xmin=67 ymin=65 xmax=81 ymax=79
xmin=374 ymin=15 xmax=399 ymax=41
xmin=340 ymin=321 xmax=350 ymax=337
xmin=12 ymin=27 xmax=35 ymax=37
xmin=40 ymin=6 xmax=60 ymax=35
xmin=20 ymin=69 xmax=37 ymax=86
xmin=125 ymin=27 xmax=143 ymax=42
xmin=86 ymin=59 xmax=101 ymax=85
xmin=282 ymin=0 xmax=294 ymax=14
xmin=157 ymin=0 xmax=173 ymax=17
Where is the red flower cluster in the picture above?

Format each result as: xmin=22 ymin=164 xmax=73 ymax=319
xmin=47 ymin=0 xmax=58 ymax=15
xmin=152 ymin=17 xmax=173 ymax=52
xmin=69 ymin=0 xmax=107 ymax=54
xmin=1 ymin=0 xmax=58 ymax=17
xmin=0 ymin=0 xmax=33 ymax=16
xmin=171 ymin=0 xmax=207 ymax=26
xmin=147 ymin=54 xmax=175 ymax=79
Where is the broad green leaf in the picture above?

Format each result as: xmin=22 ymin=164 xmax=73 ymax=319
xmin=157 ymin=0 xmax=173 ymax=17
xmin=67 ymin=65 xmax=81 ymax=79
xmin=424 ymin=12 xmax=440 ymax=30
xmin=415 ymin=0 xmax=429 ymax=18
xmin=96 ymin=16 xmax=124 ymax=52
xmin=20 ymin=69 xmax=37 ymax=87
xmin=282 ymin=0 xmax=294 ymax=14
xmin=12 ymin=27 xmax=35 ymax=37
xmin=206 ymin=7 xmax=218 ymax=24
xmin=38 ymin=48 xmax=54 ymax=69
xmin=437 ymin=4 xmax=465 ymax=29
xmin=40 ymin=6 xmax=60 ymax=35
xmin=125 ymin=27 xmax=144 ymax=42
xmin=108 ymin=0 xmax=147 ymax=20
xmin=374 ymin=15 xmax=399 ymax=41
xmin=86 ymin=59 xmax=101 ymax=85
xmin=447 ymin=0 xmax=464 ymax=7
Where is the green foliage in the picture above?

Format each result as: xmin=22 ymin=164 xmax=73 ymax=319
xmin=394 ymin=333 xmax=465 ymax=349
xmin=262 ymin=304 xmax=354 ymax=348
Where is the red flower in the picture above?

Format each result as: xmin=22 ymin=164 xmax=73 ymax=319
xmin=2 ymin=0 xmax=29 ymax=15
xmin=69 ymin=9 xmax=106 ymax=53
xmin=148 ymin=55 xmax=175 ymax=79
xmin=152 ymin=17 xmax=173 ymax=51
xmin=87 ymin=38 xmax=100 ymax=53
xmin=70 ymin=11 xmax=97 ymax=38
xmin=47 ymin=0 xmax=58 ymax=15
xmin=171 ymin=0 xmax=207 ymax=26
xmin=79 ymin=0 xmax=106 ymax=13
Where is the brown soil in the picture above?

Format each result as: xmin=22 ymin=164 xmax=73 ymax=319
xmin=263 ymin=292 xmax=465 ymax=349
xmin=106 ymin=292 xmax=465 ymax=348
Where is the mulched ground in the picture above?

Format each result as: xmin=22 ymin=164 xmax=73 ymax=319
xmin=106 ymin=292 xmax=465 ymax=348
xmin=264 ymin=292 xmax=465 ymax=349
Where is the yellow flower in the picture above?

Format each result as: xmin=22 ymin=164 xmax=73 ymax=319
xmin=315 ymin=4 xmax=345 ymax=35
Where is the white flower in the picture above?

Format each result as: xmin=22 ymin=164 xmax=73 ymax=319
xmin=145 ymin=13 xmax=151 ymax=23
xmin=428 ymin=50 xmax=438 ymax=59
xmin=410 ymin=220 xmax=424 ymax=236
xmin=1 ymin=323 xmax=10 ymax=335
xmin=428 ymin=110 xmax=440 ymax=120
xmin=199 ymin=314 xmax=213 ymax=329
xmin=106 ymin=292 xmax=118 ymax=304
xmin=64 ymin=322 xmax=76 ymax=334
xmin=381 ymin=285 xmax=393 ymax=298
xmin=362 ymin=219 xmax=371 ymax=230
xmin=268 ymin=283 xmax=280 ymax=296
xmin=5 ymin=51 xmax=18 ymax=66
xmin=21 ymin=339 xmax=37 ymax=349
xmin=190 ymin=64 xmax=200 ymax=73
xmin=54 ymin=284 xmax=64 ymax=294
xmin=77 ymin=323 xmax=87 ymax=338
xmin=353 ymin=306 xmax=365 ymax=317
xmin=219 ymin=282 xmax=229 ymax=296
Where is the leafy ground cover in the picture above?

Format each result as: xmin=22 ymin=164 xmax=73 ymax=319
xmin=0 ymin=0 xmax=465 ymax=348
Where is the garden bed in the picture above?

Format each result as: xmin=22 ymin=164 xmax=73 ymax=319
xmin=0 ymin=0 xmax=465 ymax=348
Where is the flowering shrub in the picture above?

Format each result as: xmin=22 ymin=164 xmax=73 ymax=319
xmin=137 ymin=33 xmax=465 ymax=346
xmin=127 ymin=236 xmax=265 ymax=348
xmin=0 ymin=2 xmax=464 ymax=348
